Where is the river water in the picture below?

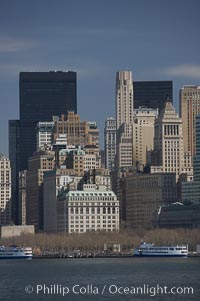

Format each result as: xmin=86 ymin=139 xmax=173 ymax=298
xmin=0 ymin=257 xmax=199 ymax=301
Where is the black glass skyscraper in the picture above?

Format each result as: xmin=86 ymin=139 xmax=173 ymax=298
xmin=9 ymin=71 xmax=77 ymax=224
xmin=134 ymin=80 xmax=173 ymax=112
xmin=19 ymin=71 xmax=77 ymax=171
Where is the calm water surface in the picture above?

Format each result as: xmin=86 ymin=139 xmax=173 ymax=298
xmin=0 ymin=257 xmax=200 ymax=301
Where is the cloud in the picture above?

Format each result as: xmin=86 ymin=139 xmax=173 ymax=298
xmin=0 ymin=59 xmax=109 ymax=80
xmin=0 ymin=63 xmax=51 ymax=77
xmin=0 ymin=36 xmax=37 ymax=52
xmin=164 ymin=64 xmax=200 ymax=79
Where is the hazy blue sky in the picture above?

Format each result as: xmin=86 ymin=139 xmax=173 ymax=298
xmin=0 ymin=0 xmax=200 ymax=154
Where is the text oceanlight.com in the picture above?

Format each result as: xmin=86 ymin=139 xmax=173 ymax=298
xmin=25 ymin=283 xmax=194 ymax=297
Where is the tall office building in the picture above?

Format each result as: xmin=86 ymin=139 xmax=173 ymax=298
xmin=121 ymin=173 xmax=176 ymax=229
xmin=194 ymin=115 xmax=200 ymax=180
xmin=151 ymin=101 xmax=192 ymax=180
xmin=0 ymin=155 xmax=11 ymax=226
xmin=19 ymin=71 xmax=77 ymax=171
xmin=104 ymin=117 xmax=116 ymax=169
xmin=9 ymin=120 xmax=20 ymax=223
xmin=53 ymin=112 xmax=98 ymax=148
xmin=26 ymin=150 xmax=55 ymax=230
xmin=116 ymin=123 xmax=133 ymax=169
xmin=179 ymin=85 xmax=200 ymax=157
xmin=132 ymin=107 xmax=158 ymax=171
xmin=116 ymin=71 xmax=133 ymax=130
xmin=115 ymin=71 xmax=134 ymax=170
xmin=9 ymin=71 xmax=77 ymax=224
xmin=36 ymin=121 xmax=55 ymax=151
xmin=182 ymin=115 xmax=200 ymax=202
xmin=134 ymin=81 xmax=173 ymax=112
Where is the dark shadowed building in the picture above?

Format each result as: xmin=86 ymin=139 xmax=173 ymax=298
xmin=134 ymin=80 xmax=173 ymax=112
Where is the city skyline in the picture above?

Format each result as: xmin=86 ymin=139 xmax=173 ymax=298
xmin=0 ymin=0 xmax=200 ymax=155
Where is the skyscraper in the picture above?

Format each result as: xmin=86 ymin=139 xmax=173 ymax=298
xmin=179 ymin=85 xmax=200 ymax=157
xmin=9 ymin=120 xmax=20 ymax=223
xmin=151 ymin=101 xmax=192 ymax=181
xmin=194 ymin=114 xmax=200 ymax=181
xmin=19 ymin=71 xmax=77 ymax=171
xmin=115 ymin=71 xmax=134 ymax=170
xmin=9 ymin=70 xmax=77 ymax=225
xmin=0 ymin=154 xmax=11 ymax=226
xmin=116 ymin=71 xmax=133 ymax=129
xmin=132 ymin=107 xmax=158 ymax=171
xmin=182 ymin=115 xmax=200 ymax=202
xmin=104 ymin=117 xmax=116 ymax=169
xmin=134 ymin=80 xmax=173 ymax=112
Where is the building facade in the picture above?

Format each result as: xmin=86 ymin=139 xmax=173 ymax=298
xmin=179 ymin=85 xmax=200 ymax=157
xmin=121 ymin=173 xmax=177 ymax=229
xmin=154 ymin=201 xmax=200 ymax=229
xmin=151 ymin=101 xmax=192 ymax=181
xmin=53 ymin=112 xmax=98 ymax=148
xmin=18 ymin=170 xmax=27 ymax=225
xmin=0 ymin=155 xmax=11 ymax=226
xmin=134 ymin=80 xmax=173 ymax=112
xmin=181 ymin=115 xmax=200 ymax=202
xmin=116 ymin=71 xmax=134 ymax=130
xmin=36 ymin=121 xmax=55 ymax=151
xmin=104 ymin=117 xmax=116 ymax=170
xmin=26 ymin=150 xmax=55 ymax=230
xmin=57 ymin=185 xmax=119 ymax=233
xmin=8 ymin=120 xmax=20 ymax=223
xmin=19 ymin=71 xmax=77 ymax=171
xmin=133 ymin=107 xmax=158 ymax=171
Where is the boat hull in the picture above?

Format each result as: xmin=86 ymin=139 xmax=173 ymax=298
xmin=0 ymin=256 xmax=32 ymax=259
xmin=134 ymin=254 xmax=187 ymax=257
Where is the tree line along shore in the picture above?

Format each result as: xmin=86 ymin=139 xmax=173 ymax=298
xmin=0 ymin=229 xmax=199 ymax=255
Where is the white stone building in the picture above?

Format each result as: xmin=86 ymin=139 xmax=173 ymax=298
xmin=104 ymin=117 xmax=116 ymax=170
xmin=116 ymin=71 xmax=134 ymax=129
xmin=57 ymin=185 xmax=119 ymax=233
xmin=0 ymin=154 xmax=11 ymax=225
xmin=151 ymin=101 xmax=193 ymax=181
xmin=133 ymin=107 xmax=158 ymax=171
xmin=36 ymin=121 xmax=54 ymax=151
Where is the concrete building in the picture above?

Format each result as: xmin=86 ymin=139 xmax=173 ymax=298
xmin=134 ymin=80 xmax=173 ymax=112
xmin=194 ymin=114 xmax=200 ymax=181
xmin=8 ymin=120 xmax=20 ymax=224
xmin=115 ymin=71 xmax=134 ymax=170
xmin=133 ymin=107 xmax=158 ymax=171
xmin=84 ymin=168 xmax=111 ymax=191
xmin=151 ymin=101 xmax=193 ymax=181
xmin=104 ymin=117 xmax=116 ymax=170
xmin=121 ymin=173 xmax=177 ymax=229
xmin=36 ymin=121 xmax=55 ymax=151
xmin=179 ymin=85 xmax=200 ymax=156
xmin=60 ymin=145 xmax=101 ymax=176
xmin=116 ymin=71 xmax=134 ymax=130
xmin=0 ymin=155 xmax=11 ymax=226
xmin=181 ymin=115 xmax=200 ymax=202
xmin=116 ymin=123 xmax=133 ymax=169
xmin=18 ymin=170 xmax=27 ymax=225
xmin=0 ymin=225 xmax=34 ymax=238
xmin=88 ymin=122 xmax=99 ymax=148
xmin=57 ymin=185 xmax=119 ymax=233
xmin=53 ymin=112 xmax=99 ymax=148
xmin=26 ymin=150 xmax=55 ymax=230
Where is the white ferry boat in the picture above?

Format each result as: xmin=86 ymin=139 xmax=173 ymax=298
xmin=0 ymin=246 xmax=33 ymax=259
xmin=134 ymin=242 xmax=188 ymax=257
